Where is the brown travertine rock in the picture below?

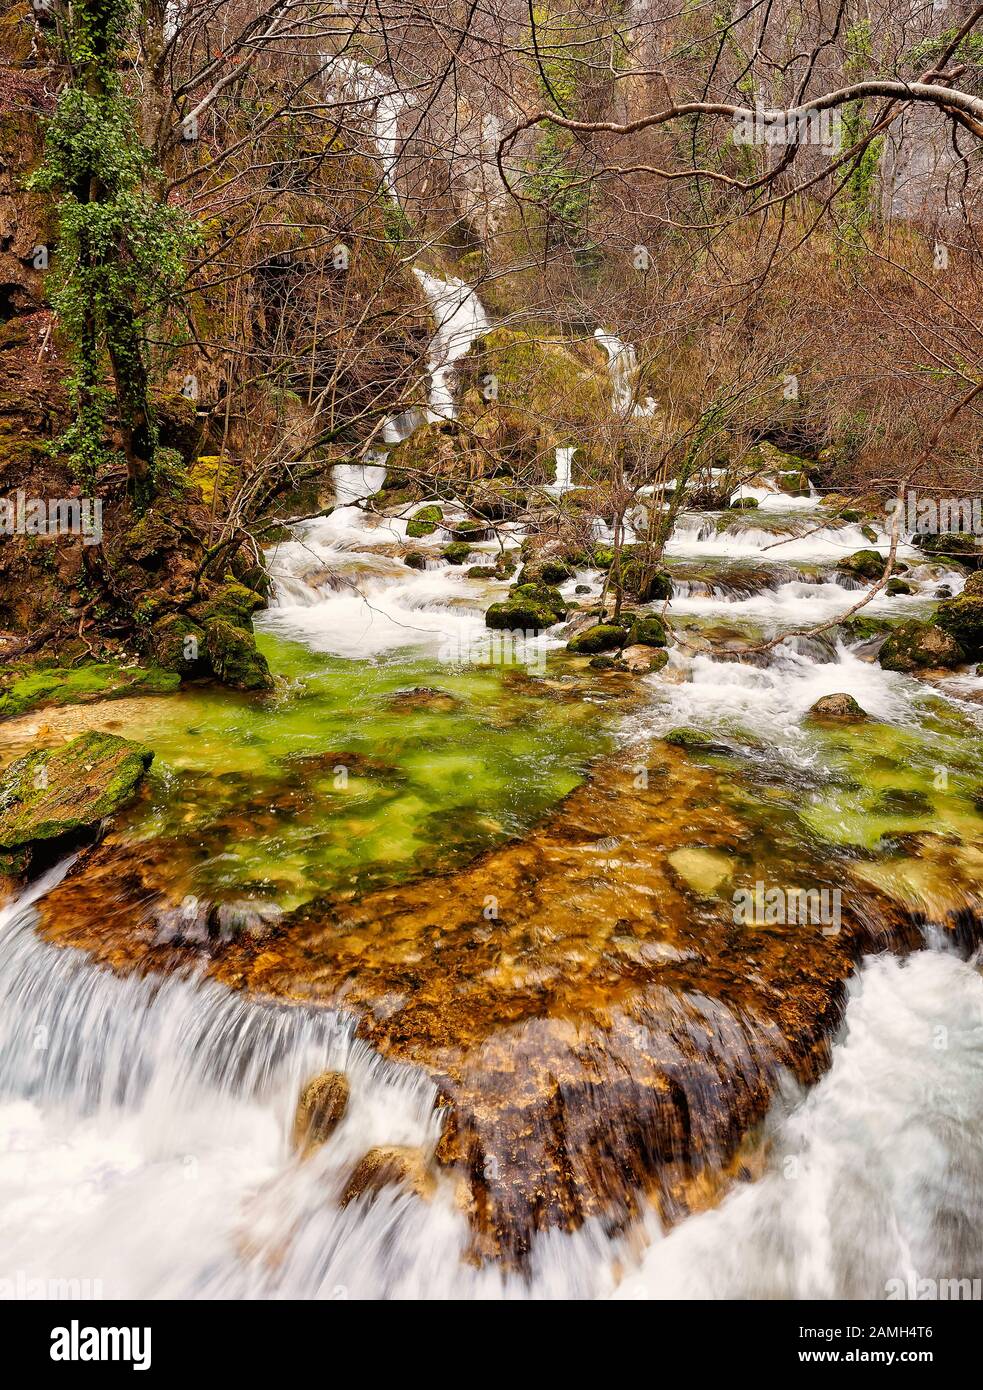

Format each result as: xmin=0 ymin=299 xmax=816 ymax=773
xmin=292 ymin=1071 xmax=350 ymax=1156
xmin=340 ymin=1146 xmax=435 ymax=1206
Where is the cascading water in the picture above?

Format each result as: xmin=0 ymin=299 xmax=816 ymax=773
xmin=413 ymin=269 xmax=489 ymax=421
xmin=4 ymin=45 xmax=982 ymax=1307
xmin=594 ymin=328 xmax=657 ymax=417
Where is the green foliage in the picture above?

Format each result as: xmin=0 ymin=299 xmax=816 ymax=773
xmin=837 ymin=24 xmax=882 ymax=252
xmin=29 ymin=0 xmax=199 ymax=489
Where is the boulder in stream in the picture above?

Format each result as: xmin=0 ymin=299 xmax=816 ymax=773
xmin=807 ymin=693 xmax=869 ymax=721
xmin=878 ymin=619 xmax=964 ymax=672
xmin=340 ymin=1145 xmax=435 ymax=1206
xmin=935 ymin=593 xmax=983 ymax=661
xmin=293 ymin=1071 xmax=350 ymax=1156
xmin=837 ymin=549 xmax=886 ymax=581
xmin=567 ymin=623 xmax=629 ymax=654
xmin=0 ymin=731 xmax=153 ymax=879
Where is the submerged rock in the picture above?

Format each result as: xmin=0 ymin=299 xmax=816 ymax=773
xmin=885 ymin=578 xmax=912 ymax=596
xmin=0 ymin=731 xmax=153 ymax=877
xmin=293 ymin=1072 xmax=350 ymax=1156
xmin=664 ymin=727 xmax=733 ymax=754
xmin=387 ymin=687 xmax=459 ymax=713
xmin=807 ymin=693 xmax=869 ymax=721
xmin=340 ymin=1146 xmax=435 ymax=1206
xmin=619 ymin=644 xmax=669 ymax=674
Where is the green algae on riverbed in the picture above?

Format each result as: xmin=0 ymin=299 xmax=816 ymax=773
xmin=108 ymin=633 xmax=616 ymax=908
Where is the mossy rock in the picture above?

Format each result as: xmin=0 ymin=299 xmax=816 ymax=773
xmin=838 ymin=615 xmax=890 ymax=642
xmin=567 ymin=624 xmax=628 ymax=654
xmin=806 ymin=693 xmax=868 ymax=721
xmin=204 ymin=619 xmax=274 ymax=691
xmin=404 ymin=552 xmax=427 ymax=570
xmin=511 ymin=583 xmax=568 ymax=620
xmin=664 ymin=727 xmax=734 ymax=755
xmin=463 ymin=479 xmax=528 ymax=521
xmin=448 ymin=519 xmax=488 ymax=542
xmin=878 ymin=619 xmax=964 ymax=672
xmin=621 ymin=563 xmax=672 ymax=602
xmin=837 ymin=550 xmax=886 ymax=581
xmin=406 ymin=504 xmax=443 ymax=539
xmin=777 ymin=471 xmax=810 ymax=497
xmin=466 ymin=565 xmax=498 ymax=579
xmin=913 ymin=533 xmax=983 ymax=569
xmin=485 ymin=599 xmax=561 ymax=632
xmin=442 ymin=542 xmax=473 ymax=565
xmin=0 ymin=732 xmax=153 ymax=859
xmin=517 ymin=558 xmax=576 ymax=586
xmin=627 ymin=615 xmax=668 ymax=648
xmin=963 ymin=571 xmax=983 ymax=597
xmin=151 ymin=613 xmax=208 ymax=677
xmin=0 ymin=664 xmax=179 ymax=720
xmin=885 ymin=578 xmax=912 ymax=596
xmin=730 ymin=497 xmax=759 ymax=510
xmin=192 ymin=581 xmax=266 ymax=631
xmin=935 ymin=594 xmax=983 ymax=661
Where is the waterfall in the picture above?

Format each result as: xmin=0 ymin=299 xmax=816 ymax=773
xmin=548 ymin=446 xmax=575 ymax=494
xmin=413 ymin=270 xmax=490 ymax=421
xmin=594 ymin=329 xmax=657 ymax=418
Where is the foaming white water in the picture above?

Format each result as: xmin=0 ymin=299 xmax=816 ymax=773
xmin=548 ymin=445 xmax=575 ymax=494
xmin=333 ymin=461 xmax=389 ymax=507
xmin=326 ymin=57 xmax=405 ymax=196
xmin=264 ymin=554 xmax=495 ymax=660
xmin=617 ymin=947 xmax=983 ymax=1299
xmin=635 ymin=643 xmax=922 ymax=761
xmin=670 ymin=578 xmax=932 ymax=632
xmin=666 ymin=512 xmax=914 ymax=565
xmin=414 ymin=270 xmax=489 ymax=420
xmin=594 ymin=328 xmax=657 ymax=417
xmin=0 ymin=868 xmax=624 ymax=1299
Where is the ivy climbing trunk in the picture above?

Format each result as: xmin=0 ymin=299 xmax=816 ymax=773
xmin=30 ymin=0 xmax=196 ymax=512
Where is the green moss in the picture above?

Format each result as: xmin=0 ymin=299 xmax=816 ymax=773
xmin=0 ymin=731 xmax=153 ymax=853
xmin=664 ymin=728 xmax=733 ymax=754
xmin=567 ymin=624 xmax=628 ymax=654
xmin=442 ymin=542 xmax=473 ymax=565
xmin=406 ymin=504 xmax=443 ymax=539
xmin=0 ymin=663 xmax=179 ymax=720
xmin=878 ymin=619 xmax=964 ymax=672
xmin=837 ymin=549 xmax=886 ymax=580
xmin=935 ymin=594 xmax=983 ymax=660
xmin=628 ymin=616 xmax=667 ymax=648
xmin=885 ymin=578 xmax=912 ymax=596
xmin=486 ymin=598 xmax=561 ymax=631
xmin=204 ymin=619 xmax=274 ymax=691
